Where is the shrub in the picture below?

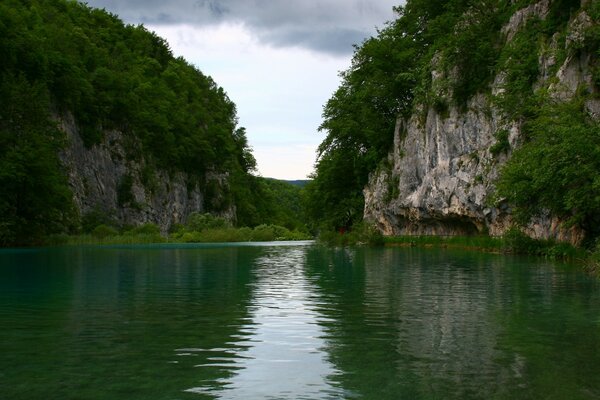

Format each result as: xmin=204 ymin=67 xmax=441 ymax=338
xmin=490 ymin=129 xmax=510 ymax=156
xmin=317 ymin=222 xmax=384 ymax=246
xmin=186 ymin=212 xmax=230 ymax=232
xmin=92 ymin=224 xmax=118 ymax=239
xmin=251 ymin=225 xmax=277 ymax=241
xmin=128 ymin=223 xmax=160 ymax=235
xmin=117 ymin=174 xmax=135 ymax=206
xmin=502 ymin=228 xmax=541 ymax=254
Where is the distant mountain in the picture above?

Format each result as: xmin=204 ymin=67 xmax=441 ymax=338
xmin=280 ymin=180 xmax=311 ymax=188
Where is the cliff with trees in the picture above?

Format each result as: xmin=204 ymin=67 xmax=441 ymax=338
xmin=307 ymin=0 xmax=599 ymax=246
xmin=0 ymin=0 xmax=300 ymax=245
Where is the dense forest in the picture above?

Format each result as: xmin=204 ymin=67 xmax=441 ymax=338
xmin=0 ymin=0 xmax=307 ymax=245
xmin=307 ymin=0 xmax=600 ymax=243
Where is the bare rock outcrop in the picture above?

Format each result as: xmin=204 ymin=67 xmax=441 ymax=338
xmin=58 ymin=113 xmax=233 ymax=232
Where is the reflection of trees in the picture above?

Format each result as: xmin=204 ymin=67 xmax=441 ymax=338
xmin=3 ymin=245 xmax=600 ymax=399
xmin=0 ymin=246 xmax=260 ymax=399
xmin=304 ymin=247 xmax=600 ymax=399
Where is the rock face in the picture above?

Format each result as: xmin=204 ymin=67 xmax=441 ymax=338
xmin=364 ymin=4 xmax=595 ymax=244
xmin=58 ymin=114 xmax=234 ymax=232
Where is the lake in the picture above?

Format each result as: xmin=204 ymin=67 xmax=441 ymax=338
xmin=1 ymin=242 xmax=599 ymax=399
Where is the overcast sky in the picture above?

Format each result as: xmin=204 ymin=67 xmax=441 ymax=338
xmin=86 ymin=0 xmax=401 ymax=179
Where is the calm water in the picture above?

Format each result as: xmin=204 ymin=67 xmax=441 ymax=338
xmin=1 ymin=242 xmax=600 ymax=399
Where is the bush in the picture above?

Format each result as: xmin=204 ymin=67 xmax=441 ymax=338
xmin=186 ymin=213 xmax=230 ymax=232
xmin=317 ymin=222 xmax=384 ymax=246
xmin=496 ymin=100 xmax=600 ymax=235
xmin=490 ymin=129 xmax=510 ymax=156
xmin=128 ymin=223 xmax=160 ymax=235
xmin=502 ymin=228 xmax=541 ymax=254
xmin=92 ymin=224 xmax=118 ymax=239
xmin=588 ymin=242 xmax=600 ymax=274
xmin=81 ymin=208 xmax=115 ymax=233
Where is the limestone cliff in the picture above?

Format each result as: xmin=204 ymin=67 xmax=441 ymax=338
xmin=364 ymin=2 xmax=598 ymax=244
xmin=58 ymin=114 xmax=234 ymax=233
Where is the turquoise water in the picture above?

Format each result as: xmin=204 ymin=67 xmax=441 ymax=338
xmin=1 ymin=242 xmax=599 ymax=399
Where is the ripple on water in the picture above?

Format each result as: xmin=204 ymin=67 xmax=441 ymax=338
xmin=1 ymin=245 xmax=600 ymax=399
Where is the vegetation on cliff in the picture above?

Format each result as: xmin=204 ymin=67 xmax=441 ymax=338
xmin=0 ymin=0 xmax=310 ymax=245
xmin=496 ymin=98 xmax=600 ymax=242
xmin=53 ymin=212 xmax=310 ymax=245
xmin=307 ymin=0 xmax=598 ymax=247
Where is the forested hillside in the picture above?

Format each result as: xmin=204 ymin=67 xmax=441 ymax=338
xmin=0 ymin=0 xmax=302 ymax=245
xmin=307 ymin=0 xmax=600 ymax=245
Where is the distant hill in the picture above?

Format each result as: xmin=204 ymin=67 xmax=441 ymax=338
xmin=280 ymin=180 xmax=311 ymax=188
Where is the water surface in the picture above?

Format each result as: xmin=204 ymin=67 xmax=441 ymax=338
xmin=1 ymin=242 xmax=599 ymax=399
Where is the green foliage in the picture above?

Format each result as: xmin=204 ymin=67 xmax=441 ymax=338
xmin=490 ymin=129 xmax=510 ymax=157
xmin=186 ymin=213 xmax=230 ymax=231
xmin=493 ymin=19 xmax=544 ymax=117
xmin=310 ymin=0 xmax=593 ymax=237
xmin=140 ymin=164 xmax=158 ymax=194
xmin=502 ymin=227 xmax=582 ymax=259
xmin=117 ymin=174 xmax=135 ymax=207
xmin=0 ymin=0 xmax=269 ymax=245
xmin=385 ymin=174 xmax=400 ymax=203
xmin=308 ymin=0 xmax=520 ymax=230
xmin=384 ymin=230 xmax=583 ymax=260
xmin=307 ymin=2 xmax=434 ymax=230
xmin=0 ymin=73 xmax=76 ymax=245
xmin=256 ymin=178 xmax=310 ymax=231
xmin=502 ymin=228 xmax=543 ymax=254
xmin=91 ymin=224 xmax=118 ymax=239
xmin=443 ymin=3 xmax=509 ymax=106
xmin=171 ymin=209 xmax=311 ymax=242
xmin=588 ymin=240 xmax=600 ymax=274
xmin=318 ymin=223 xmax=384 ymax=247
xmin=127 ymin=223 xmax=160 ymax=235
xmin=172 ymin=223 xmax=311 ymax=243
xmin=232 ymin=176 xmax=310 ymax=232
xmin=496 ymin=99 xmax=600 ymax=236
xmin=80 ymin=207 xmax=116 ymax=233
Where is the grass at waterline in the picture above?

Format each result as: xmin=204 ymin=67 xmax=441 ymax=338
xmin=171 ymin=225 xmax=311 ymax=243
xmin=385 ymin=230 xmax=589 ymax=261
xmin=49 ymin=232 xmax=168 ymax=245
xmin=320 ymin=226 xmax=593 ymax=263
xmin=384 ymin=235 xmax=505 ymax=251
xmin=47 ymin=224 xmax=312 ymax=246
xmin=388 ymin=233 xmax=600 ymax=275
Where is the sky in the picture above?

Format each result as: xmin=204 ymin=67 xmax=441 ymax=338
xmin=85 ymin=0 xmax=401 ymax=179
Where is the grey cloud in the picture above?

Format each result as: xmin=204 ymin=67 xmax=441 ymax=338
xmin=84 ymin=0 xmax=401 ymax=54
xmin=259 ymin=27 xmax=370 ymax=55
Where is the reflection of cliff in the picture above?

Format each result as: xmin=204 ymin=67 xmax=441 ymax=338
xmin=303 ymin=247 xmax=600 ymax=399
xmin=62 ymin=246 xmax=258 ymax=397
xmin=361 ymin=249 xmax=513 ymax=397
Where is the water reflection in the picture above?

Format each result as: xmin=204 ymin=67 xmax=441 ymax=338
xmin=304 ymin=247 xmax=600 ymax=399
xmin=186 ymin=246 xmax=346 ymax=399
xmin=1 ymin=244 xmax=600 ymax=399
xmin=0 ymin=246 xmax=260 ymax=399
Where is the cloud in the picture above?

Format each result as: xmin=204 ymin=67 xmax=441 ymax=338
xmin=85 ymin=0 xmax=399 ymax=54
